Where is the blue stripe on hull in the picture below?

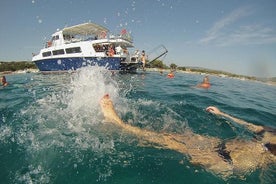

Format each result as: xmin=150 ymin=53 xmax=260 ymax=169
xmin=34 ymin=57 xmax=122 ymax=71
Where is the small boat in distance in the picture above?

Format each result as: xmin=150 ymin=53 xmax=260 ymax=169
xmin=32 ymin=22 xmax=141 ymax=73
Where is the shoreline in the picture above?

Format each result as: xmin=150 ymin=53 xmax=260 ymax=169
xmin=146 ymin=68 xmax=276 ymax=86
xmin=0 ymin=68 xmax=39 ymax=75
xmin=1 ymin=67 xmax=275 ymax=87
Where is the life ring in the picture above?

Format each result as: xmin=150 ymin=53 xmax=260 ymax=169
xmin=100 ymin=31 xmax=107 ymax=38
xmin=199 ymin=83 xmax=210 ymax=88
xmin=167 ymin=73 xmax=174 ymax=78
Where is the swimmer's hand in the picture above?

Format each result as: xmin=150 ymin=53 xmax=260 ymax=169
xmin=206 ymin=106 xmax=266 ymax=134
xmin=206 ymin=106 xmax=222 ymax=116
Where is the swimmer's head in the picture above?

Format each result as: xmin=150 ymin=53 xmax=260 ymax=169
xmin=1 ymin=76 xmax=6 ymax=82
xmin=103 ymin=94 xmax=109 ymax=98
xmin=203 ymin=76 xmax=210 ymax=83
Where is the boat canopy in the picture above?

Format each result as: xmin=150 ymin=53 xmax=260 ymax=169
xmin=62 ymin=22 xmax=109 ymax=36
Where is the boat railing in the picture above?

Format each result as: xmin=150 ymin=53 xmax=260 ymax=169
xmin=63 ymin=37 xmax=97 ymax=44
xmin=43 ymin=32 xmax=133 ymax=48
xmin=109 ymin=34 xmax=133 ymax=42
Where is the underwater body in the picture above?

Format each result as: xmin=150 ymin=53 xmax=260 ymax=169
xmin=0 ymin=67 xmax=275 ymax=184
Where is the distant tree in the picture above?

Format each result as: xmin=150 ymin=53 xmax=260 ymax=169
xmin=170 ymin=63 xmax=177 ymax=70
xmin=178 ymin=66 xmax=186 ymax=71
xmin=149 ymin=60 xmax=168 ymax=69
xmin=0 ymin=61 xmax=37 ymax=72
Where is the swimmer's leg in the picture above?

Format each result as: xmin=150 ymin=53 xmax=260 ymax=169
xmin=100 ymin=94 xmax=233 ymax=178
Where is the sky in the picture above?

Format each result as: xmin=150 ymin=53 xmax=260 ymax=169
xmin=0 ymin=0 xmax=276 ymax=77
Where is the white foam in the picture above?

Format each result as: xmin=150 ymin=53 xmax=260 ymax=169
xmin=0 ymin=125 xmax=12 ymax=142
xmin=10 ymin=66 xmax=121 ymax=182
xmin=15 ymin=165 xmax=50 ymax=184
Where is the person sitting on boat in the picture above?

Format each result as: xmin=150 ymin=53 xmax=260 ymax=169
xmin=108 ymin=45 xmax=115 ymax=57
xmin=197 ymin=75 xmax=211 ymax=88
xmin=115 ymin=45 xmax=122 ymax=55
xmin=123 ymin=47 xmax=129 ymax=55
xmin=100 ymin=94 xmax=276 ymax=180
xmin=1 ymin=76 xmax=9 ymax=87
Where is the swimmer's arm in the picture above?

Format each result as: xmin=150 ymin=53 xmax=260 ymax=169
xmin=206 ymin=106 xmax=264 ymax=133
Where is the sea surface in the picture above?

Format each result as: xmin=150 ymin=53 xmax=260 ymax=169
xmin=0 ymin=66 xmax=275 ymax=184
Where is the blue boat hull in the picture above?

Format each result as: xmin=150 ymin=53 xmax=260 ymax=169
xmin=34 ymin=57 xmax=139 ymax=72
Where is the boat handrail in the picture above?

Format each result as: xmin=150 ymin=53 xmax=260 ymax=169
xmin=109 ymin=33 xmax=133 ymax=42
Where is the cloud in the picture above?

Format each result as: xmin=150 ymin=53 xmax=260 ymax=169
xmin=216 ymin=25 xmax=276 ymax=46
xmin=199 ymin=6 xmax=276 ymax=46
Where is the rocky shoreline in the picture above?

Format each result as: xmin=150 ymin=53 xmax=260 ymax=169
xmin=1 ymin=67 xmax=275 ymax=86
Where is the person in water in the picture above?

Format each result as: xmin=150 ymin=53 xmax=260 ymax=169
xmin=167 ymin=71 xmax=175 ymax=78
xmin=100 ymin=94 xmax=276 ymax=179
xmin=1 ymin=76 xmax=9 ymax=87
xmin=197 ymin=76 xmax=210 ymax=88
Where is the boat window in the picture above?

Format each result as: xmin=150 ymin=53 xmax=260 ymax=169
xmin=53 ymin=49 xmax=65 ymax=55
xmin=42 ymin=51 xmax=52 ymax=57
xmin=64 ymin=35 xmax=70 ymax=40
xmin=65 ymin=47 xmax=82 ymax=54
xmin=93 ymin=44 xmax=108 ymax=52
xmin=51 ymin=35 xmax=59 ymax=41
xmin=63 ymin=34 xmax=74 ymax=41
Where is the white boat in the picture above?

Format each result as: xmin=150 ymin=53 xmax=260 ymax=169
xmin=32 ymin=22 xmax=141 ymax=73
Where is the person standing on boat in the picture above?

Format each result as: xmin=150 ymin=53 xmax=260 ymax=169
xmin=141 ymin=50 xmax=147 ymax=71
xmin=115 ymin=45 xmax=122 ymax=55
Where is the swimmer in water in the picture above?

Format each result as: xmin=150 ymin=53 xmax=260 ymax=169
xmin=100 ymin=94 xmax=276 ymax=179
xmin=167 ymin=71 xmax=175 ymax=78
xmin=1 ymin=76 xmax=9 ymax=87
xmin=196 ymin=76 xmax=210 ymax=89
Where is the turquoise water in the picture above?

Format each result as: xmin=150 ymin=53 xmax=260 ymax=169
xmin=0 ymin=67 xmax=275 ymax=184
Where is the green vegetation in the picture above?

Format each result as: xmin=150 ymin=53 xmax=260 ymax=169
xmin=1 ymin=60 xmax=274 ymax=83
xmin=0 ymin=61 xmax=37 ymax=72
xmin=147 ymin=59 xmax=169 ymax=69
xmin=170 ymin=63 xmax=177 ymax=70
xmin=188 ymin=68 xmax=257 ymax=80
xmin=148 ymin=59 xmax=258 ymax=80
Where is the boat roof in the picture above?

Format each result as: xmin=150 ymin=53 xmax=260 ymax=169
xmin=62 ymin=22 xmax=109 ymax=36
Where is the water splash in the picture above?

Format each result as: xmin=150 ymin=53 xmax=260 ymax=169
xmin=67 ymin=66 xmax=119 ymax=122
xmin=1 ymin=70 xmax=275 ymax=183
xmin=2 ymin=66 xmax=123 ymax=182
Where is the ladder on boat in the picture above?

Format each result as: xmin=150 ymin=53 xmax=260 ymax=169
xmin=147 ymin=45 xmax=168 ymax=66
